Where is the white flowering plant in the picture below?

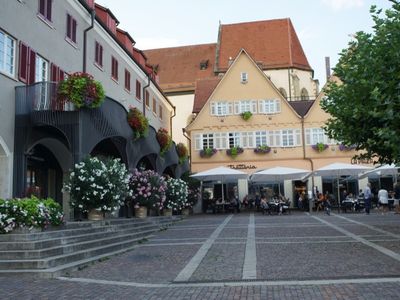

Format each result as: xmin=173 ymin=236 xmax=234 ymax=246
xmin=0 ymin=197 xmax=64 ymax=233
xmin=129 ymin=168 xmax=167 ymax=210
xmin=63 ymin=156 xmax=132 ymax=213
xmin=165 ymin=178 xmax=188 ymax=211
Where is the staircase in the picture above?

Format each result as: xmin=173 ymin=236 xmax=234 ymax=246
xmin=0 ymin=216 xmax=181 ymax=278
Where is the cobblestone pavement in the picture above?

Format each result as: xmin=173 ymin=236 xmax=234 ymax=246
xmin=1 ymin=211 xmax=399 ymax=299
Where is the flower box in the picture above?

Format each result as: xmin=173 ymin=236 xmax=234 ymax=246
xmin=176 ymin=143 xmax=188 ymax=164
xmin=311 ymin=143 xmax=329 ymax=153
xmin=241 ymin=111 xmax=252 ymax=121
xmin=226 ymin=146 xmax=244 ymax=158
xmin=338 ymin=144 xmax=357 ymax=151
xmin=254 ymin=145 xmax=271 ymax=154
xmin=127 ymin=107 xmax=149 ymax=140
xmin=156 ymin=128 xmax=172 ymax=155
xmin=200 ymin=148 xmax=217 ymax=158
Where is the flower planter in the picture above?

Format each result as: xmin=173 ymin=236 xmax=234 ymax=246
xmin=182 ymin=208 xmax=190 ymax=216
xmin=12 ymin=227 xmax=42 ymax=234
xmin=135 ymin=206 xmax=148 ymax=218
xmin=163 ymin=208 xmax=173 ymax=216
xmin=88 ymin=209 xmax=104 ymax=221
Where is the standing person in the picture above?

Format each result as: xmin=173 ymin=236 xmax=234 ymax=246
xmin=378 ymin=188 xmax=389 ymax=215
xmin=298 ymin=192 xmax=304 ymax=211
xmin=364 ymin=182 xmax=372 ymax=215
xmin=325 ymin=193 xmax=331 ymax=215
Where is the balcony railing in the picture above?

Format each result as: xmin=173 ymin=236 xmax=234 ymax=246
xmin=16 ymin=82 xmax=75 ymax=113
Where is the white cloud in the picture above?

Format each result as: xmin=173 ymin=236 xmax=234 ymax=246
xmin=134 ymin=37 xmax=181 ymax=50
xmin=322 ymin=0 xmax=364 ymax=11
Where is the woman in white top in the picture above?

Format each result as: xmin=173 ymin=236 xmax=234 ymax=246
xmin=378 ymin=188 xmax=389 ymax=214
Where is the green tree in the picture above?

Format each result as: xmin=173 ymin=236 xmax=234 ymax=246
xmin=321 ymin=1 xmax=400 ymax=164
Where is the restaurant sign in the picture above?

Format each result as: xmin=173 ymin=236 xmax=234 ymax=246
xmin=227 ymin=164 xmax=257 ymax=170
xmin=351 ymin=158 xmax=373 ymax=165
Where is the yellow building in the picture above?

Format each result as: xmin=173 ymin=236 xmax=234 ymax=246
xmin=185 ymin=49 xmax=370 ymax=203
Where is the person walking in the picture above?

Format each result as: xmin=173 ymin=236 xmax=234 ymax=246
xmin=378 ymin=188 xmax=389 ymax=215
xmin=364 ymin=182 xmax=372 ymax=215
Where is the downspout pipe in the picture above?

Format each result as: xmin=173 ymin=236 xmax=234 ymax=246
xmin=83 ymin=9 xmax=95 ymax=73
xmin=182 ymin=128 xmax=191 ymax=170
xmin=301 ymin=116 xmax=315 ymax=213
xmin=142 ymin=76 xmax=151 ymax=116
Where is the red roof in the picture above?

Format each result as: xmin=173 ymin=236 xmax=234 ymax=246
xmin=144 ymin=44 xmax=216 ymax=92
xmin=192 ymin=77 xmax=221 ymax=113
xmin=217 ymin=18 xmax=311 ymax=71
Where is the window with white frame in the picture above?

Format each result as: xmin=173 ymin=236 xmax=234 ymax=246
xmin=35 ymin=55 xmax=48 ymax=82
xmin=210 ymin=101 xmax=232 ymax=116
xmin=281 ymin=129 xmax=301 ymax=147
xmin=194 ymin=134 xmax=202 ymax=150
xmin=241 ymin=132 xmax=254 ymax=148
xmin=255 ymin=131 xmax=267 ymax=147
xmin=215 ymin=132 xmax=227 ymax=149
xmin=240 ymin=72 xmax=248 ymax=83
xmin=0 ymin=31 xmax=15 ymax=76
xmin=228 ymin=132 xmax=240 ymax=148
xmin=234 ymin=100 xmax=257 ymax=114
xmin=305 ymin=128 xmax=334 ymax=145
xmin=269 ymin=130 xmax=281 ymax=147
xmin=202 ymin=133 xmax=214 ymax=149
xmin=259 ymin=99 xmax=281 ymax=114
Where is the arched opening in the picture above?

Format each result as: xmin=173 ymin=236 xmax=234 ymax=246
xmin=300 ymin=88 xmax=309 ymax=100
xmin=136 ymin=155 xmax=156 ymax=171
xmin=279 ymin=88 xmax=287 ymax=99
xmin=26 ymin=144 xmax=63 ymax=204
xmin=163 ymin=165 xmax=176 ymax=179
xmin=90 ymin=137 xmax=126 ymax=163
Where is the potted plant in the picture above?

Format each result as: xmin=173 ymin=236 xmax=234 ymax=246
xmin=127 ymin=106 xmax=149 ymax=140
xmin=156 ymin=128 xmax=172 ymax=156
xmin=199 ymin=148 xmax=217 ymax=158
xmin=241 ymin=111 xmax=252 ymax=121
xmin=63 ymin=156 xmax=132 ymax=220
xmin=129 ymin=168 xmax=167 ymax=218
xmin=226 ymin=146 xmax=244 ymax=158
xmin=58 ymin=72 xmax=105 ymax=109
xmin=176 ymin=143 xmax=189 ymax=164
xmin=338 ymin=143 xmax=357 ymax=151
xmin=254 ymin=145 xmax=271 ymax=154
xmin=312 ymin=142 xmax=329 ymax=153
xmin=165 ymin=178 xmax=188 ymax=215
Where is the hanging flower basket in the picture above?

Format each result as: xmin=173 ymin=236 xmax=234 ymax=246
xmin=176 ymin=143 xmax=189 ymax=164
xmin=254 ymin=145 xmax=271 ymax=154
xmin=127 ymin=107 xmax=149 ymax=140
xmin=312 ymin=143 xmax=329 ymax=153
xmin=199 ymin=148 xmax=217 ymax=158
xmin=156 ymin=128 xmax=172 ymax=155
xmin=338 ymin=144 xmax=357 ymax=151
xmin=58 ymin=72 xmax=105 ymax=109
xmin=241 ymin=111 xmax=252 ymax=121
xmin=226 ymin=146 xmax=244 ymax=158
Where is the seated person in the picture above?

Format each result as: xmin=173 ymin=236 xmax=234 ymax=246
xmin=260 ymin=196 xmax=270 ymax=214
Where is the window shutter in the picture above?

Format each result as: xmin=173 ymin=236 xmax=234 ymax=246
xmin=67 ymin=15 xmax=71 ymax=39
xmin=305 ymin=129 xmax=311 ymax=145
xmin=221 ymin=133 xmax=227 ymax=149
xmin=210 ymin=102 xmax=215 ymax=115
xmin=99 ymin=45 xmax=103 ymax=66
xmin=50 ymin=63 xmax=59 ymax=82
xmin=115 ymin=60 xmax=118 ymax=80
xmin=46 ymin=0 xmax=52 ymax=21
xmin=234 ymin=101 xmax=239 ymax=114
xmin=95 ymin=42 xmax=98 ymax=63
xmin=227 ymin=102 xmax=233 ymax=115
xmin=72 ymin=19 xmax=77 ymax=42
xmin=59 ymin=69 xmax=65 ymax=81
xmin=28 ymin=49 xmax=36 ymax=84
xmin=275 ymin=99 xmax=281 ymax=113
xmin=295 ymin=129 xmax=301 ymax=146
xmin=39 ymin=0 xmax=45 ymax=15
xmin=259 ymin=100 xmax=264 ymax=113
xmin=194 ymin=134 xmax=201 ymax=150
xmin=275 ymin=130 xmax=281 ymax=147
xmin=18 ymin=42 xmax=29 ymax=83
xmin=251 ymin=100 xmax=257 ymax=113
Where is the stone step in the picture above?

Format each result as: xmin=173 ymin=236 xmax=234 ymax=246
xmin=0 ymin=232 xmax=156 ymax=270
xmin=0 ymin=229 xmax=155 ymax=260
xmin=0 ymin=218 xmax=157 ymax=242
xmin=0 ymin=223 xmax=160 ymax=251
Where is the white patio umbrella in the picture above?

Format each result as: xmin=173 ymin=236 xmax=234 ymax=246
xmin=358 ymin=164 xmax=399 ymax=180
xmin=313 ymin=163 xmax=372 ymax=211
xmin=250 ymin=166 xmax=311 ymax=195
xmin=190 ymin=166 xmax=248 ymax=202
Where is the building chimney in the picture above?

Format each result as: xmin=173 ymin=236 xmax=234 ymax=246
xmin=325 ymin=57 xmax=331 ymax=81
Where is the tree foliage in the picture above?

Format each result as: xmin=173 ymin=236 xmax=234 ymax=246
xmin=321 ymin=1 xmax=400 ymax=164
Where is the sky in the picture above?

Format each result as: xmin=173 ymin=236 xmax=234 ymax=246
xmin=96 ymin=0 xmax=392 ymax=86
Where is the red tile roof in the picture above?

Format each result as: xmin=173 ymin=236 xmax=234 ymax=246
xmin=217 ymin=19 xmax=312 ymax=72
xmin=192 ymin=77 xmax=221 ymax=113
xmin=144 ymin=44 xmax=216 ymax=93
